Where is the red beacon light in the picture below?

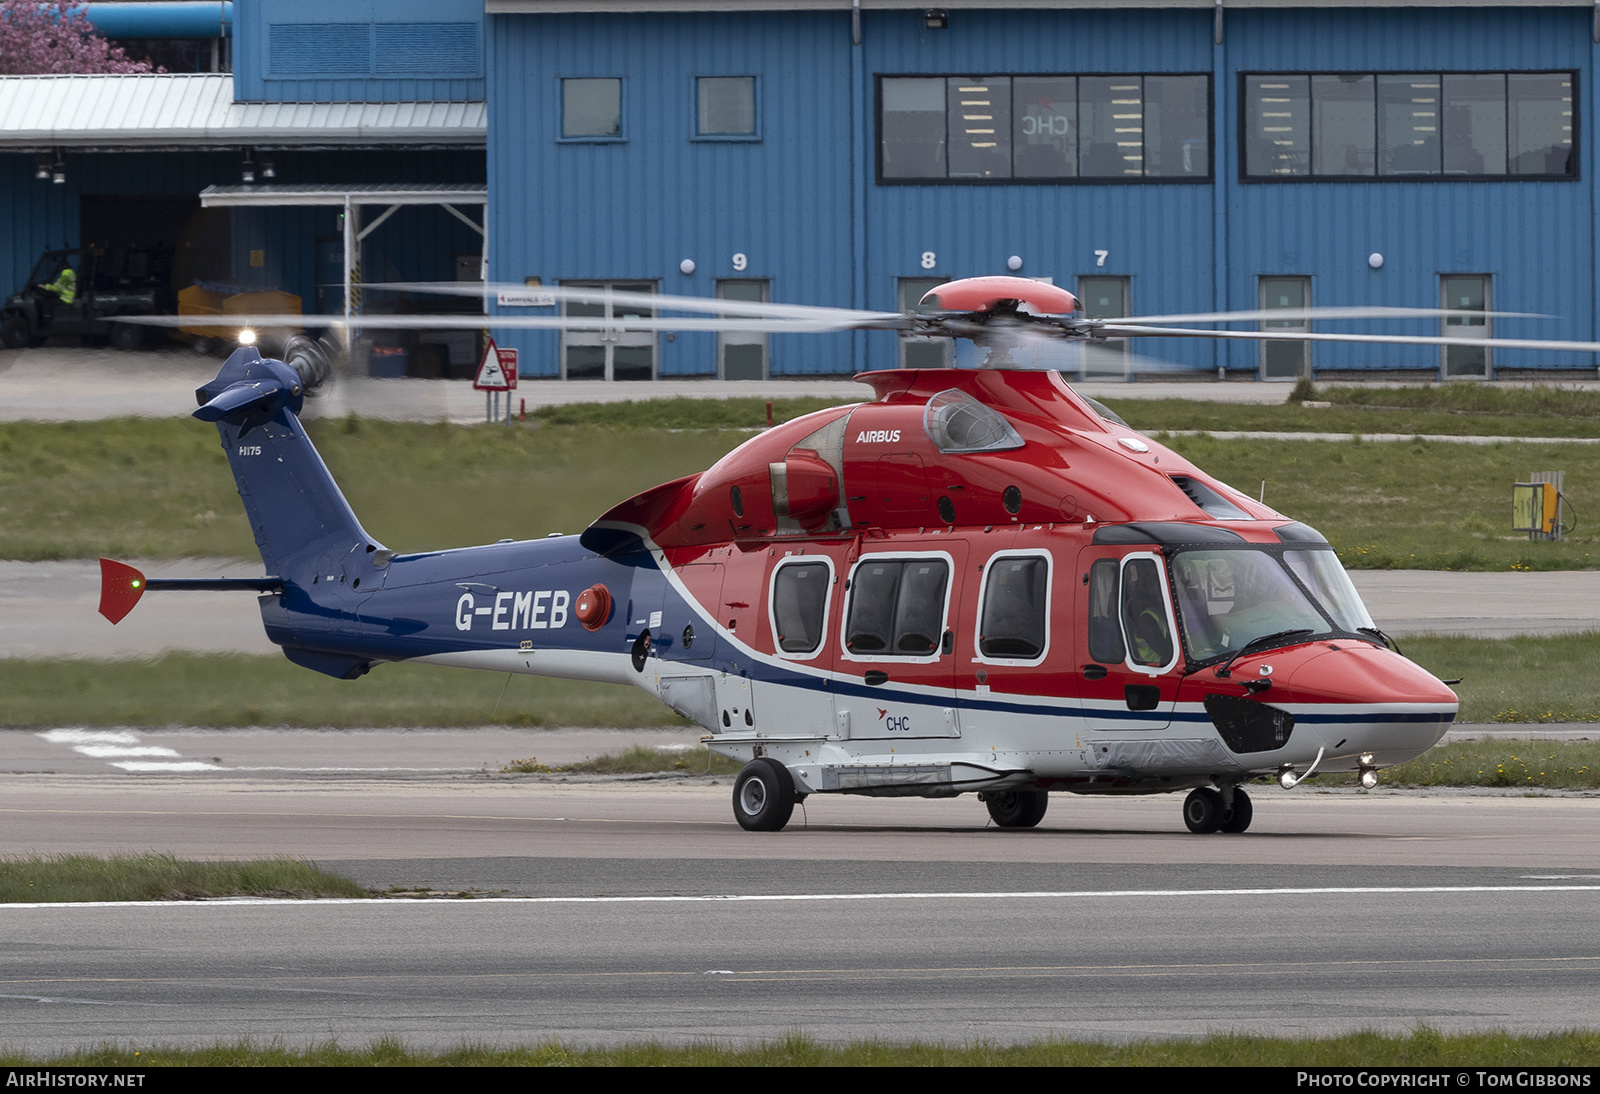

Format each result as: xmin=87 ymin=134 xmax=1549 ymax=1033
xmin=919 ymin=275 xmax=1078 ymax=316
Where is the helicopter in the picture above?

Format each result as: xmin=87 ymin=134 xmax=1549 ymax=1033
xmin=101 ymin=273 xmax=1571 ymax=836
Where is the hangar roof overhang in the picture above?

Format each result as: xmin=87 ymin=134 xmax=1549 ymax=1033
xmin=487 ymin=0 xmax=1587 ymax=9
xmin=198 ymin=183 xmax=487 ymax=209
xmin=0 ymin=74 xmax=485 ymax=153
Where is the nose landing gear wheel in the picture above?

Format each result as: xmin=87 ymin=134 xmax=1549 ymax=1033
xmin=984 ymin=789 xmax=1049 ymax=828
xmin=732 ymin=757 xmax=796 ymax=832
xmin=1220 ymin=787 xmax=1253 ymax=833
xmin=1182 ymin=787 xmax=1224 ymax=833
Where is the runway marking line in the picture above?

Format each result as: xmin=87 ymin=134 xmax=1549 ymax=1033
xmin=5 ymin=953 xmax=1600 ymax=991
xmin=0 ymin=883 xmax=1597 ymax=911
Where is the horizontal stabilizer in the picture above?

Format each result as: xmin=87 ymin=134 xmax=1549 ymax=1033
xmin=98 ymin=558 xmax=283 ymax=624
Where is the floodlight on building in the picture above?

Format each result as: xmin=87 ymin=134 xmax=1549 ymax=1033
xmin=241 ymin=151 xmax=255 ymax=184
xmin=925 ymin=9 xmax=947 ymax=29
xmin=34 ymin=154 xmax=51 ymax=181
xmin=261 ymin=158 xmax=276 ymax=180
xmin=51 ymin=154 xmax=66 ymax=185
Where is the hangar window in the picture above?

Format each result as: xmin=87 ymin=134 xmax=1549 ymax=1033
xmin=878 ymin=74 xmax=1211 ymax=184
xmin=1243 ymin=71 xmax=1575 ymax=179
xmin=698 ymin=77 xmax=758 ymax=138
xmin=563 ymin=78 xmax=622 ymax=140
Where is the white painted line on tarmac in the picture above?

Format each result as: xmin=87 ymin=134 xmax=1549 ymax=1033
xmin=2 ymin=883 xmax=1598 ymax=911
xmin=74 ymin=745 xmax=182 ymax=758
xmin=38 ymin=729 xmax=140 ymax=745
xmin=108 ymin=761 xmax=223 ymax=772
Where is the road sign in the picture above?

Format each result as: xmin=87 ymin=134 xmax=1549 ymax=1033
xmin=474 ymin=339 xmax=519 ymax=391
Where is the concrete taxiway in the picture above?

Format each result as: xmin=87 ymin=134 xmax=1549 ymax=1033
xmin=2 ymin=776 xmax=1599 ymax=1051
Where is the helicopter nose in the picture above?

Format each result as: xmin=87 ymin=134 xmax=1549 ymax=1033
xmin=1282 ymin=643 xmax=1458 ymax=764
xmin=1284 ymin=643 xmax=1457 ymax=705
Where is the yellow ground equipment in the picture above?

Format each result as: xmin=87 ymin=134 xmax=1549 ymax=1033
xmin=178 ymin=286 xmax=302 ymax=349
xmin=1513 ymin=478 xmax=1562 ymax=540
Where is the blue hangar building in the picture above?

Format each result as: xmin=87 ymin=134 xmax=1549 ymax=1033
xmin=1 ymin=1 xmax=1595 ymax=382
xmin=484 ymin=0 xmax=1597 ymax=381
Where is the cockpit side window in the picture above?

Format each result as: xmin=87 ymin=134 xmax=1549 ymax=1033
xmin=979 ymin=555 xmax=1049 ymax=660
xmin=771 ymin=560 xmax=831 ymax=654
xmin=1120 ymin=557 xmax=1173 ymax=668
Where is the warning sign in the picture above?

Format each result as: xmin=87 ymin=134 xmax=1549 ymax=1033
xmin=473 ymin=339 xmax=520 ymax=391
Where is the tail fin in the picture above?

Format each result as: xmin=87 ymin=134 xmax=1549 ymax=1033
xmin=195 ymin=347 xmax=385 ymax=581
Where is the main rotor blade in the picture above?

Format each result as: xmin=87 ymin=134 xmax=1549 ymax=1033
xmin=1098 ymin=324 xmax=1600 ymax=354
xmin=1114 ymin=306 xmax=1545 ymax=325
xmin=114 ymin=313 xmax=905 ymax=335
xmin=363 ymin=280 xmax=902 ymax=325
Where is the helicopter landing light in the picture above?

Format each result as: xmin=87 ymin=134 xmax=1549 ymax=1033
xmin=238 ymin=328 xmax=256 ymax=346
xmin=1360 ymin=768 xmax=1380 ymax=789
xmin=1117 ymin=437 xmax=1149 ymax=453
xmin=1279 ymin=746 xmax=1327 ymax=790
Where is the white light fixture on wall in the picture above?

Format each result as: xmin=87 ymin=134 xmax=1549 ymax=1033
xmin=679 ymin=259 xmax=696 ymax=275
xmin=1368 ymin=252 xmax=1384 ymax=270
xmin=1006 ymin=255 xmax=1023 ymax=271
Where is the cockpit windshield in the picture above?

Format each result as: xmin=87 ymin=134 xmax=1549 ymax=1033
xmin=1282 ymin=549 xmax=1375 ymax=633
xmin=1169 ymin=548 xmax=1332 ymax=662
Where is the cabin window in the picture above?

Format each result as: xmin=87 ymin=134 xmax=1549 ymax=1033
xmin=771 ymin=560 xmax=831 ymax=655
xmin=978 ymin=555 xmax=1049 ymax=660
xmin=845 ymin=557 xmax=950 ymax=656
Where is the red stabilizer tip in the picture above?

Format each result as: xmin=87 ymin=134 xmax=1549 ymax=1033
xmin=98 ymin=558 xmax=147 ymax=624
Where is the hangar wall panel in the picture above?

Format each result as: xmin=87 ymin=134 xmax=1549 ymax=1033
xmin=488 ymin=4 xmax=1599 ymax=378
xmin=234 ymin=0 xmax=486 ymax=103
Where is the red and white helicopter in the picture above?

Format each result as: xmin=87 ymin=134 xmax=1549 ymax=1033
xmin=105 ymin=274 xmax=1567 ymax=834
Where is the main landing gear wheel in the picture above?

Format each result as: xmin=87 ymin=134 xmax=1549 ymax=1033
xmin=1182 ymin=787 xmax=1224 ymax=834
xmin=985 ymin=789 xmax=1048 ymax=828
xmin=1220 ymin=788 xmax=1253 ymax=834
xmin=732 ymin=757 xmax=796 ymax=832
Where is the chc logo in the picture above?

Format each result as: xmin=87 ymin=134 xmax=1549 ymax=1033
xmin=878 ymin=707 xmax=912 ymax=732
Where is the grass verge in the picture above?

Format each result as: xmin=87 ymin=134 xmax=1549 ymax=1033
xmin=1104 ymin=382 xmax=1600 ymax=440
xmin=1405 ymin=633 xmax=1600 ymax=723
xmin=6 ymin=405 xmax=1600 ymax=568
xmin=0 ymin=854 xmax=366 ymax=903
xmin=500 ymin=745 xmax=742 ymax=776
xmin=6 ymin=1027 xmax=1600 ymax=1066
xmin=1317 ymin=739 xmax=1600 ymax=790
xmin=0 ymin=654 xmax=684 ymax=728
